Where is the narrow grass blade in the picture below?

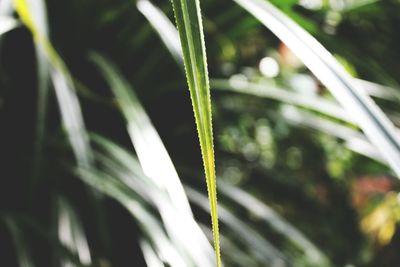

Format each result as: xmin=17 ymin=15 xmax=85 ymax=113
xmin=91 ymin=142 xmax=215 ymax=266
xmin=2 ymin=217 xmax=35 ymax=267
xmin=185 ymin=186 xmax=287 ymax=266
xmin=281 ymin=106 xmax=386 ymax=164
xmin=57 ymin=198 xmax=92 ymax=267
xmin=76 ymin=167 xmax=187 ymax=267
xmin=139 ymin=239 xmax=165 ymax=267
xmin=170 ymin=0 xmax=220 ymax=264
xmin=0 ymin=16 xmax=18 ymax=36
xmin=354 ymin=78 xmax=400 ymax=102
xmin=137 ymin=0 xmax=183 ymax=66
xmin=91 ymin=53 xmax=192 ymax=217
xmin=211 ymin=78 xmax=356 ymax=125
xmin=13 ymin=0 xmax=92 ymax=168
xmin=219 ymin=181 xmax=331 ymax=266
xmin=89 ymin=52 xmax=215 ymax=265
xmin=4 ymin=216 xmax=92 ymax=267
xmin=200 ymin=226 xmax=259 ymax=267
xmin=233 ymin=0 xmax=400 ymax=176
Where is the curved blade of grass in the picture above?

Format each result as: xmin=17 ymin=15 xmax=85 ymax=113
xmin=211 ymin=78 xmax=356 ymax=125
xmin=4 ymin=216 xmax=93 ymax=267
xmin=88 ymin=50 xmax=216 ymax=263
xmin=233 ymin=0 xmax=400 ymax=177
xmin=281 ymin=105 xmax=386 ymax=164
xmin=137 ymin=0 xmax=183 ymax=66
xmin=57 ymin=198 xmax=92 ymax=267
xmin=219 ymin=181 xmax=331 ymax=267
xmin=134 ymin=0 xmax=398 ymax=171
xmin=200 ymin=226 xmax=259 ymax=267
xmin=76 ymin=167 xmax=187 ymax=267
xmin=11 ymin=0 xmax=51 ymax=183
xmin=139 ymin=239 xmax=165 ymax=267
xmin=91 ymin=53 xmax=193 ymax=218
xmin=354 ymin=79 xmax=400 ymax=101
xmin=185 ymin=186 xmax=288 ymax=266
xmin=92 ymin=142 xmax=215 ymax=266
xmin=2 ymin=216 xmax=35 ymax=267
xmin=170 ymin=0 xmax=220 ymax=264
xmin=0 ymin=16 xmax=19 ymax=36
xmin=13 ymin=0 xmax=92 ymax=168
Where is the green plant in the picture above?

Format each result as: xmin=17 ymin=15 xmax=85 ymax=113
xmin=2 ymin=0 xmax=400 ymax=266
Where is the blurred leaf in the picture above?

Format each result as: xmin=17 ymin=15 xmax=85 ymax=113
xmin=233 ymin=0 xmax=400 ymax=177
xmin=76 ymin=165 xmax=188 ymax=267
xmin=186 ymin=186 xmax=288 ymax=266
xmin=91 ymin=53 xmax=193 ymax=218
xmin=57 ymin=197 xmax=92 ymax=267
xmin=0 ymin=16 xmax=18 ymax=36
xmin=137 ymin=0 xmax=183 ymax=66
xmin=219 ymin=181 xmax=331 ymax=266
xmin=139 ymin=239 xmax=165 ymax=267
xmin=212 ymin=78 xmax=355 ymax=124
xmin=361 ymin=192 xmax=400 ymax=246
xmin=3 ymin=217 xmax=35 ymax=267
xmin=281 ymin=105 xmax=385 ymax=164
xmin=89 ymin=53 xmax=216 ymax=265
xmin=13 ymin=0 xmax=93 ymax=168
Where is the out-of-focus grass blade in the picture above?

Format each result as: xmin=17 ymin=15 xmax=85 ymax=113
xmin=281 ymin=106 xmax=386 ymax=164
xmin=200 ymin=225 xmax=259 ymax=267
xmin=0 ymin=16 xmax=18 ymax=36
xmin=233 ymin=0 xmax=400 ymax=177
xmin=137 ymin=0 xmax=183 ymax=66
xmin=139 ymin=239 xmax=165 ymax=267
xmin=185 ymin=186 xmax=288 ymax=266
xmin=219 ymin=181 xmax=331 ymax=266
xmin=354 ymin=78 xmax=400 ymax=102
xmin=89 ymin=54 xmax=215 ymax=265
xmin=76 ymin=167 xmax=187 ymax=267
xmin=170 ymin=0 xmax=220 ymax=264
xmin=11 ymin=0 xmax=51 ymax=181
xmin=92 ymin=142 xmax=214 ymax=266
xmin=0 ymin=0 xmax=13 ymax=16
xmin=91 ymin=53 xmax=192 ymax=217
xmin=3 ymin=217 xmax=35 ymax=267
xmin=57 ymin=198 xmax=92 ymax=267
xmin=134 ymin=0 xmax=392 ymax=107
xmin=211 ymin=78 xmax=356 ymax=125
xmin=4 ymin=215 xmax=92 ymax=267
xmin=13 ymin=0 xmax=92 ymax=168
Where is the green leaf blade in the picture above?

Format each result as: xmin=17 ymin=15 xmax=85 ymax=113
xmin=170 ymin=0 xmax=221 ymax=265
